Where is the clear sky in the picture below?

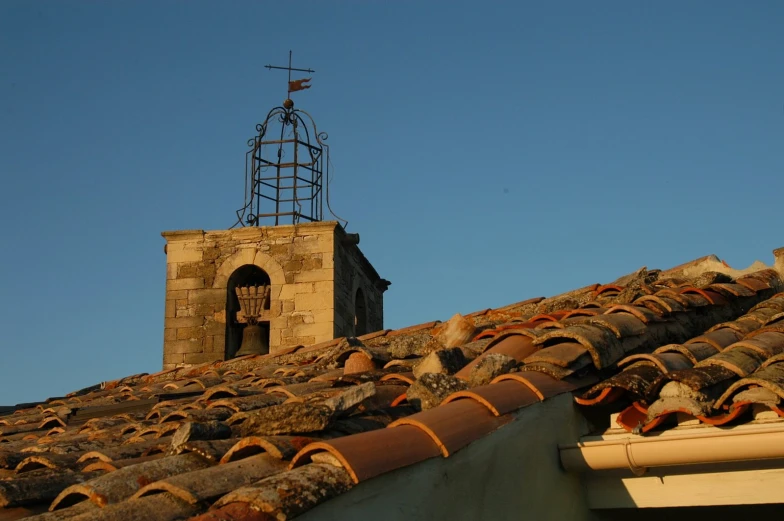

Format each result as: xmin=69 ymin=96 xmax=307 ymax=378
xmin=1 ymin=2 xmax=783 ymax=405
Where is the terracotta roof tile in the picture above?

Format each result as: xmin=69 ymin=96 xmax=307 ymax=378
xmin=388 ymin=399 xmax=511 ymax=457
xmin=3 ymin=253 xmax=784 ymax=519
xmin=442 ymin=380 xmax=540 ymax=416
xmin=290 ymin=425 xmax=440 ymax=483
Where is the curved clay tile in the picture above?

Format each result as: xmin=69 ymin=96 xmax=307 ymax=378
xmin=706 ymin=319 xmax=760 ymax=336
xmin=652 ymin=289 xmax=693 ymax=307
xmin=714 ymin=359 xmax=784 ymax=409
xmin=133 ymin=454 xmax=286 ymax=505
xmin=206 ymin=394 xmax=284 ymax=414
xmin=686 ymin=328 xmax=743 ymax=351
xmin=696 ymin=347 xmax=767 ymax=378
xmin=221 ymin=436 xmax=319 ymax=463
xmin=379 ymin=372 xmax=415 ymax=385
xmin=212 ymin=464 xmax=353 ymax=520
xmin=0 ymin=469 xmax=100 ymax=509
xmin=642 ymin=398 xmax=750 ymax=433
xmin=586 ymin=314 xmax=647 ymax=339
xmin=726 ymin=331 xmax=784 ymax=358
xmin=706 ymin=283 xmax=756 ymax=298
xmin=573 ymin=386 xmax=625 ymax=406
xmin=744 ymin=307 xmax=782 ymax=325
xmin=50 ymin=453 xmax=211 ymax=510
xmin=290 ymin=425 xmax=440 ymax=484
xmin=634 ymin=295 xmax=685 ymax=314
xmin=603 ymin=304 xmax=660 ymax=324
xmin=654 ymin=342 xmax=719 ymax=365
xmin=578 ymin=365 xmax=663 ymax=405
xmin=765 ymin=312 xmax=784 ymax=326
xmin=15 ymin=453 xmax=82 ymax=473
xmin=264 ymin=382 xmax=332 ymax=399
xmin=524 ymin=342 xmax=590 ymax=369
xmin=344 ymin=352 xmax=378 ymax=374
xmin=455 ymin=333 xmax=539 ymax=380
xmin=533 ymin=324 xmax=623 ymax=369
xmin=563 ymin=308 xmax=605 ymax=319
xmin=168 ymin=439 xmax=239 ymax=463
xmin=81 ymin=454 xmax=165 ymax=473
xmin=593 ymin=284 xmax=624 ymax=298
xmin=76 ymin=440 xmax=168 ymax=466
xmin=200 ymin=384 xmax=256 ymax=402
xmin=679 ymin=287 xmax=728 ymax=306
xmin=388 ymin=399 xmax=511 ymax=457
xmin=528 ymin=311 xmax=569 ymax=324
xmin=160 ymin=409 xmax=231 ymax=425
xmin=491 ymin=371 xmax=577 ymax=401
xmin=618 ymin=352 xmax=693 ymax=374
xmin=442 ymin=380 xmax=540 ymax=416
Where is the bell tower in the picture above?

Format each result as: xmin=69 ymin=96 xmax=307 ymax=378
xmin=161 ymin=53 xmax=390 ymax=369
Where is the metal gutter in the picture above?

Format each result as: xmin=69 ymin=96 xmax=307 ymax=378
xmin=559 ymin=422 xmax=784 ymax=475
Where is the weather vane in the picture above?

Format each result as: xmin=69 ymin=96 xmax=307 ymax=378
xmin=265 ymin=50 xmax=315 ymax=108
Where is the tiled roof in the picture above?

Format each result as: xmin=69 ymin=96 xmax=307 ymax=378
xmin=2 ymin=252 xmax=784 ymax=520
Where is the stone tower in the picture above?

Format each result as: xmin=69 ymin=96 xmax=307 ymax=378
xmin=161 ymin=222 xmax=388 ymax=368
xmin=161 ymin=76 xmax=389 ymax=369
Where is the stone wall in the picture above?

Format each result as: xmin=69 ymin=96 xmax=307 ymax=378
xmin=161 ymin=221 xmax=384 ymax=369
xmin=333 ymin=228 xmax=385 ymax=337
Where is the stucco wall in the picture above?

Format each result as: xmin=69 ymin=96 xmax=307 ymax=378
xmin=299 ymin=394 xmax=597 ymax=521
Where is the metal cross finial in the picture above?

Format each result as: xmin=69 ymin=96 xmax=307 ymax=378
xmin=265 ymin=50 xmax=315 ymax=100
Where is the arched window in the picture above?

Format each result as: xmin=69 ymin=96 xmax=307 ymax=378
xmin=354 ymin=287 xmax=368 ymax=337
xmin=225 ymin=265 xmax=271 ymax=358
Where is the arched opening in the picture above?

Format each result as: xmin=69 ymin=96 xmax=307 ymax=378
xmin=226 ymin=265 xmax=271 ymax=358
xmin=354 ymin=287 xmax=368 ymax=337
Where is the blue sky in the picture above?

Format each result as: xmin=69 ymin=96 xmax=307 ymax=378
xmin=1 ymin=2 xmax=782 ymax=405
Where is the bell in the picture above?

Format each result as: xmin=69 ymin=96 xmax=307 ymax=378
xmin=235 ymin=324 xmax=269 ymax=357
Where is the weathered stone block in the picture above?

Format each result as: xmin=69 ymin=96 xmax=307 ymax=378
xmin=183 ymin=353 xmax=222 ymax=365
xmin=282 ymin=300 xmax=295 ymax=313
xmin=163 ymin=352 xmax=185 ymax=365
xmin=163 ymin=328 xmax=177 ymax=341
xmin=166 ymin=290 xmax=188 ymax=300
xmin=175 ymin=307 xmax=193 ymax=318
xmin=313 ymin=280 xmax=333 ymax=294
xmin=204 ymin=318 xmax=224 ymax=336
xmin=284 ymin=260 xmax=303 ymax=272
xmin=165 ymin=300 xmax=176 ymax=318
xmin=177 ymin=326 xmax=204 ymax=340
xmin=187 ymin=289 xmax=224 ymax=305
xmin=277 ymin=285 xmax=295 ymax=300
xmin=270 ymin=317 xmax=289 ymax=330
xmin=294 ymin=283 xmax=314 ymax=294
xmin=168 ymin=278 xmax=205 ymax=291
xmin=194 ymin=303 xmax=216 ymax=316
xmin=166 ymin=339 xmax=203 ymax=354
xmin=211 ymin=334 xmax=225 ymax=353
xmin=176 ymin=264 xmax=199 ymax=278
xmin=302 ymin=256 xmax=323 ymax=271
xmin=167 ymin=263 xmax=177 ymax=280
xmin=167 ymin=244 xmax=203 ymax=263
xmin=293 ymin=269 xmax=334 ymax=283
xmin=293 ymin=322 xmax=333 ymax=339
xmin=294 ymin=292 xmax=333 ymax=311
xmin=166 ymin=316 xmax=205 ymax=328
xmin=291 ymin=335 xmax=316 ymax=346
